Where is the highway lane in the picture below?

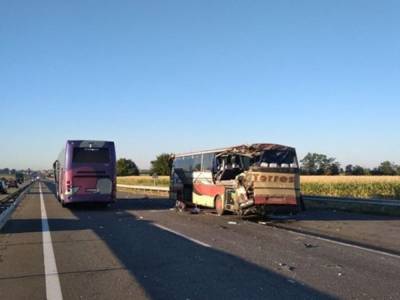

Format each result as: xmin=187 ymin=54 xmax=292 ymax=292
xmin=0 ymin=181 xmax=399 ymax=299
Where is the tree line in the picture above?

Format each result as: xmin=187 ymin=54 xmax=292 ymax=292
xmin=117 ymin=152 xmax=400 ymax=177
xmin=117 ymin=154 xmax=171 ymax=176
xmin=300 ymin=153 xmax=400 ymax=176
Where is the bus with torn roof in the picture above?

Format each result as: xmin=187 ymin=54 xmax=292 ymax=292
xmin=53 ymin=140 xmax=116 ymax=207
xmin=170 ymin=144 xmax=303 ymax=216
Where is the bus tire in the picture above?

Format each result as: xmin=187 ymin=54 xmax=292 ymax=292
xmin=215 ymin=195 xmax=224 ymax=216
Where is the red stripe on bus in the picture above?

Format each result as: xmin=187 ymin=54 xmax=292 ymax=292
xmin=193 ymin=183 xmax=225 ymax=197
xmin=254 ymin=196 xmax=297 ymax=205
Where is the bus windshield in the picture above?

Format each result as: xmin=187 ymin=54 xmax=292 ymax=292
xmin=72 ymin=147 xmax=110 ymax=164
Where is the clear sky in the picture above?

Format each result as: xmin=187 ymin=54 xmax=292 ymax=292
xmin=1 ymin=0 xmax=399 ymax=170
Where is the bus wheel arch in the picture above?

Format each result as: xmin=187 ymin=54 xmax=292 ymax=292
xmin=214 ymin=195 xmax=224 ymax=216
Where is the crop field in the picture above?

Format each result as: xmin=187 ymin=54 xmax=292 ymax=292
xmin=117 ymin=175 xmax=400 ymax=200
xmin=301 ymin=176 xmax=400 ymax=199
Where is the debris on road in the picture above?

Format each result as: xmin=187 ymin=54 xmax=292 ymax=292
xmin=228 ymin=221 xmax=238 ymax=225
xmin=258 ymin=221 xmax=267 ymax=225
xmin=304 ymin=243 xmax=318 ymax=248
xmin=191 ymin=207 xmax=201 ymax=214
xmin=324 ymin=264 xmax=343 ymax=270
xmin=278 ymin=262 xmax=296 ymax=272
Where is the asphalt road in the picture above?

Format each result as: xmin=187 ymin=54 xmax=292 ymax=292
xmin=0 ymin=181 xmax=399 ymax=300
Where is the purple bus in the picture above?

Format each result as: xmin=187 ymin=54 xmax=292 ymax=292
xmin=53 ymin=140 xmax=116 ymax=206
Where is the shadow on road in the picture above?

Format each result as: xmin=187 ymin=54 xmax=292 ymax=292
xmin=1 ymin=182 xmax=336 ymax=300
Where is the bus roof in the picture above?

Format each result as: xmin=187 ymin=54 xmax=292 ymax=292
xmin=66 ymin=140 xmax=114 ymax=147
xmin=174 ymin=143 xmax=295 ymax=158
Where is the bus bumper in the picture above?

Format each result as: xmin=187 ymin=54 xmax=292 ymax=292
xmin=64 ymin=194 xmax=115 ymax=204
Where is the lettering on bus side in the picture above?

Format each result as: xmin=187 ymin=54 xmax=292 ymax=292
xmin=250 ymin=174 xmax=295 ymax=183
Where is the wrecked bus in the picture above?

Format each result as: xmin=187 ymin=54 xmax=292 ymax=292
xmin=53 ymin=140 xmax=117 ymax=207
xmin=170 ymin=144 xmax=302 ymax=216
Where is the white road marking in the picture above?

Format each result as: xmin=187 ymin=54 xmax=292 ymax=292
xmin=39 ymin=183 xmax=63 ymax=300
xmin=154 ymin=223 xmax=211 ymax=248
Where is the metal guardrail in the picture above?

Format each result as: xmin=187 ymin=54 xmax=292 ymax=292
xmin=303 ymin=195 xmax=400 ymax=216
xmin=0 ymin=182 xmax=32 ymax=205
xmin=117 ymin=184 xmax=169 ymax=192
xmin=117 ymin=185 xmax=400 ymax=205
xmin=0 ymin=182 xmax=34 ymax=229
xmin=303 ymin=195 xmax=400 ymax=207
xmin=117 ymin=184 xmax=400 ymax=216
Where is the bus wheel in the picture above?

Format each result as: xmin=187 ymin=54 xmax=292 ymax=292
xmin=215 ymin=195 xmax=224 ymax=216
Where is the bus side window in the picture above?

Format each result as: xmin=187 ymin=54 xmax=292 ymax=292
xmin=193 ymin=155 xmax=201 ymax=171
xmin=202 ymin=153 xmax=215 ymax=172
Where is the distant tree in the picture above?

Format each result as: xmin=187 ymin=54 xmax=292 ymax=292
xmin=117 ymin=158 xmax=140 ymax=176
xmin=326 ymin=162 xmax=340 ymax=175
xmin=150 ymin=153 xmax=172 ymax=176
xmin=345 ymin=165 xmax=353 ymax=175
xmin=377 ymin=161 xmax=397 ymax=175
xmin=369 ymin=167 xmax=381 ymax=175
xmin=300 ymin=153 xmax=319 ymax=175
xmin=352 ymin=165 xmax=367 ymax=175
xmin=301 ymin=153 xmax=340 ymax=175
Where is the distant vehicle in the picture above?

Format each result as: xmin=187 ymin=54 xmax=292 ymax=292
xmin=0 ymin=179 xmax=8 ymax=194
xmin=170 ymin=143 xmax=302 ymax=217
xmin=7 ymin=179 xmax=18 ymax=188
xmin=15 ymin=172 xmax=24 ymax=184
xmin=53 ymin=140 xmax=117 ymax=207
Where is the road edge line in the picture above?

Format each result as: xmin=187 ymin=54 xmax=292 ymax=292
xmin=39 ymin=182 xmax=63 ymax=300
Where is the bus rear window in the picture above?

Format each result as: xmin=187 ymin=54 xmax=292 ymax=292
xmin=72 ymin=148 xmax=110 ymax=164
xmin=259 ymin=150 xmax=298 ymax=168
